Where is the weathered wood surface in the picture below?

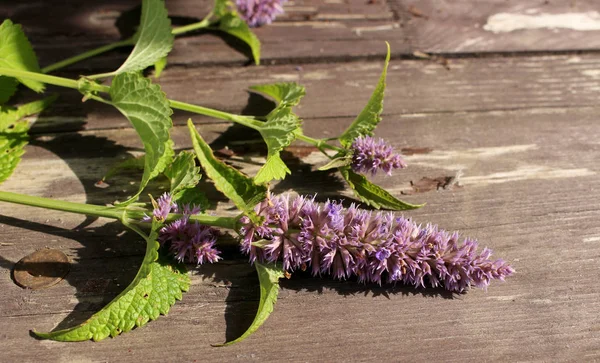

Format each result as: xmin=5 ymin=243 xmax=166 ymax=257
xmin=5 ymin=0 xmax=600 ymax=69
xmin=2 ymin=0 xmax=600 ymax=362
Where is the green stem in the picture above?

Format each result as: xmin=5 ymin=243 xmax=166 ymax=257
xmin=172 ymin=14 xmax=213 ymax=35
xmin=0 ymin=190 xmax=122 ymax=220
xmin=0 ymin=191 xmax=239 ymax=230
xmin=169 ymin=100 xmax=260 ymax=127
xmin=0 ymin=67 xmax=109 ymax=93
xmin=296 ymin=133 xmax=344 ymax=153
xmin=0 ymin=68 xmax=344 ymax=153
xmin=41 ymin=39 xmax=135 ymax=74
xmin=42 ymin=16 xmax=213 ymax=74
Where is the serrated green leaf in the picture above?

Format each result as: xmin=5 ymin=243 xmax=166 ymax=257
xmin=254 ymin=153 xmax=289 ymax=184
xmin=254 ymin=107 xmax=301 ymax=184
xmin=154 ymin=56 xmax=167 ymax=78
xmin=34 ymin=223 xmax=190 ymax=342
xmin=247 ymin=83 xmax=305 ymax=184
xmin=0 ymin=122 xmax=27 ymax=183
xmin=109 ymin=72 xmax=173 ymax=204
xmin=0 ymin=96 xmax=57 ymax=183
xmin=164 ymin=151 xmax=202 ymax=197
xmin=318 ymin=155 xmax=352 ymax=171
xmin=0 ymin=19 xmax=44 ymax=102
xmin=0 ymin=77 xmax=17 ymax=105
xmin=188 ymin=119 xmax=266 ymax=218
xmin=339 ymin=42 xmax=390 ymax=148
xmin=216 ymin=13 xmax=261 ymax=65
xmin=250 ymin=82 xmax=306 ymax=107
xmin=340 ymin=167 xmax=423 ymax=210
xmin=0 ymin=94 xmax=57 ymax=129
xmin=114 ymin=0 xmax=173 ymax=75
xmin=216 ymin=262 xmax=284 ymax=346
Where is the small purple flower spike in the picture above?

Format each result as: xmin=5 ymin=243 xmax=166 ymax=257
xmin=236 ymin=0 xmax=286 ymax=27
xmin=149 ymin=193 xmax=221 ymax=265
xmin=160 ymin=217 xmax=221 ymax=265
xmin=239 ymin=194 xmax=514 ymax=293
xmin=350 ymin=136 xmax=407 ymax=176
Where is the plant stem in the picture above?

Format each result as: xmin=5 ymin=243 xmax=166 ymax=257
xmin=169 ymin=100 xmax=260 ymax=127
xmin=172 ymin=15 xmax=212 ymax=35
xmin=41 ymin=39 xmax=135 ymax=74
xmin=0 ymin=67 xmax=109 ymax=93
xmin=41 ymin=17 xmax=214 ymax=74
xmin=0 ymin=68 xmax=344 ymax=152
xmin=0 ymin=190 xmax=122 ymax=220
xmin=295 ymin=133 xmax=344 ymax=152
xmin=0 ymin=191 xmax=239 ymax=231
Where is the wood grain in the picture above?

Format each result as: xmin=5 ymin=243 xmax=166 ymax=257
xmin=1 ymin=104 xmax=600 ymax=361
xmin=2 ymin=0 xmax=600 ymax=361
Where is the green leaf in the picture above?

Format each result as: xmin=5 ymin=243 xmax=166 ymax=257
xmin=115 ymin=0 xmax=174 ymax=74
xmin=250 ymin=82 xmax=306 ymax=107
xmin=247 ymin=83 xmax=305 ymax=184
xmin=154 ymin=57 xmax=167 ymax=78
xmin=338 ymin=42 xmax=390 ymax=148
xmin=254 ymin=153 xmax=289 ymax=184
xmin=188 ymin=119 xmax=266 ymax=218
xmin=254 ymin=107 xmax=301 ymax=184
xmin=164 ymin=151 xmax=202 ymax=197
xmin=109 ymin=72 xmax=173 ymax=204
xmin=318 ymin=154 xmax=352 ymax=171
xmin=212 ymin=0 xmax=261 ymax=65
xmin=34 ymin=223 xmax=190 ymax=342
xmin=216 ymin=262 xmax=284 ymax=346
xmin=339 ymin=168 xmax=423 ymax=210
xmin=0 ymin=94 xmax=57 ymax=129
xmin=0 ymin=19 xmax=44 ymax=102
xmin=0 ymin=96 xmax=57 ymax=183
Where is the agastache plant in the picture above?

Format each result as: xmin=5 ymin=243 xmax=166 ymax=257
xmin=0 ymin=0 xmax=514 ymax=346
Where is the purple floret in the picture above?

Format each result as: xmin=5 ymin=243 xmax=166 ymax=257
xmin=236 ymin=0 xmax=286 ymax=27
xmin=148 ymin=193 xmax=221 ymax=265
xmin=151 ymin=192 xmax=177 ymax=221
xmin=239 ymin=194 xmax=514 ymax=293
xmin=350 ymin=136 xmax=407 ymax=176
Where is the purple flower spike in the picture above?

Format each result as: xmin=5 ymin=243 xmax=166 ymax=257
xmin=350 ymin=136 xmax=407 ymax=176
xmin=239 ymin=194 xmax=514 ymax=293
xmin=236 ymin=0 xmax=286 ymax=27
xmin=149 ymin=193 xmax=221 ymax=265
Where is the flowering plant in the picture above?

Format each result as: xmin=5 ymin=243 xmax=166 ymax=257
xmin=0 ymin=0 xmax=513 ymax=345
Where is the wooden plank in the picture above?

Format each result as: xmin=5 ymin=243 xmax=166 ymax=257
xmin=0 ymin=0 xmax=401 ymax=69
xmin=398 ymin=0 xmax=600 ymax=54
xmin=19 ymin=54 xmax=600 ymax=134
xmin=1 ymin=106 xmax=599 ymax=360
xmin=5 ymin=0 xmax=600 ymax=70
